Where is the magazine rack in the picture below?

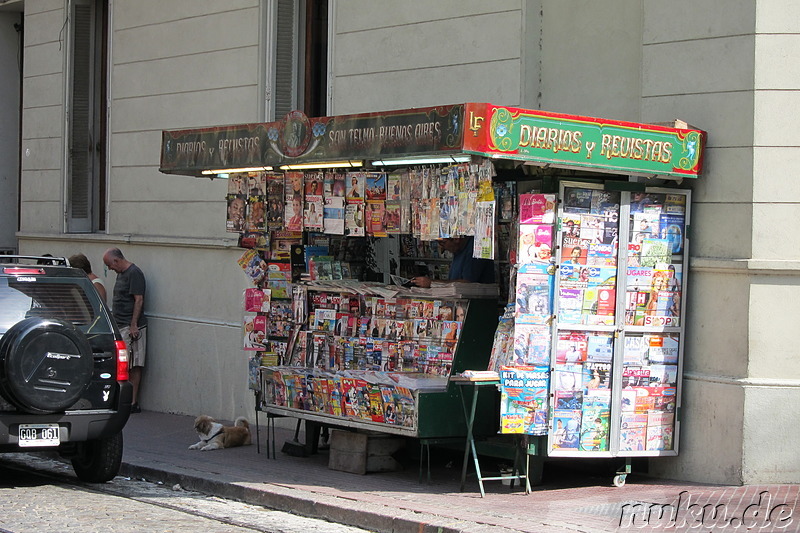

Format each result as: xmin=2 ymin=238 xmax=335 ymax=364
xmin=543 ymin=182 xmax=690 ymax=483
xmin=257 ymin=292 xmax=501 ymax=446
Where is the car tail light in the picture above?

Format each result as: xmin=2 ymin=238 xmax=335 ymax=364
xmin=115 ymin=340 xmax=129 ymax=381
xmin=4 ymin=267 xmax=45 ymax=275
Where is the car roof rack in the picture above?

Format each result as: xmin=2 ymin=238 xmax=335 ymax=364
xmin=0 ymin=255 xmax=69 ymax=266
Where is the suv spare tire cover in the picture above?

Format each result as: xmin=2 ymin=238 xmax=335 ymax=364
xmin=0 ymin=317 xmax=94 ymax=414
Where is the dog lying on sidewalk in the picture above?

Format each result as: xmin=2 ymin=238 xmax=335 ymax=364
xmin=188 ymin=415 xmax=251 ymax=451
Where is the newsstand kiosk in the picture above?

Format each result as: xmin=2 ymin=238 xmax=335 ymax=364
xmin=159 ymin=102 xmax=705 ymax=490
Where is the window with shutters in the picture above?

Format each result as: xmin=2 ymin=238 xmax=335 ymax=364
xmin=66 ymin=0 xmax=108 ymax=233
xmin=269 ymin=0 xmax=328 ymax=121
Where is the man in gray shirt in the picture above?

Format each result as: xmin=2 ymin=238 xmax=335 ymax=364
xmin=103 ymin=248 xmax=147 ymax=413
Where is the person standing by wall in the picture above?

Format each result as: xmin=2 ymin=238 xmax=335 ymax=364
xmin=103 ymin=247 xmax=147 ymax=413
xmin=68 ymin=253 xmax=107 ymax=303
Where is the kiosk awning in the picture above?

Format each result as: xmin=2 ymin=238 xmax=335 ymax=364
xmin=159 ymin=103 xmax=704 ymax=180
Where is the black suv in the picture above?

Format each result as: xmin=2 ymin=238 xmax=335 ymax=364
xmin=0 ymin=255 xmax=131 ymax=482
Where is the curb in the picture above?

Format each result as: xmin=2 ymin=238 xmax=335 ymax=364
xmin=118 ymin=461 xmax=526 ymax=533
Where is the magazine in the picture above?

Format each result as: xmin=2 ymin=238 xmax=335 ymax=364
xmin=266 ymin=173 xmax=285 ymax=230
xmin=581 ymin=362 xmax=611 ymax=390
xmin=487 ymin=307 xmax=515 ymax=372
xmin=646 ymin=411 xmax=675 ymax=451
xmin=557 ymin=286 xmax=584 ymax=324
xmin=563 ymin=187 xmax=592 ymax=212
xmin=322 ymin=196 xmax=344 ymax=235
xmin=330 ymin=171 xmax=347 ymax=198
xmin=243 ymin=314 xmax=267 ymax=351
xmin=519 ymin=193 xmax=556 ymax=224
xmin=365 ymin=172 xmax=387 ymax=201
xmin=619 ymin=413 xmax=648 ymax=451
xmin=473 ymin=200 xmax=496 ymax=259
xmin=237 ymin=249 xmax=268 ymax=286
xmin=387 ymin=170 xmax=403 ymax=202
xmin=553 ymin=363 xmax=582 ymax=392
xmin=284 ymin=172 xmax=304 ymax=232
xmin=243 ymin=287 xmax=271 ymax=313
xmin=556 ymin=331 xmax=588 ymax=364
xmin=384 ymin=202 xmax=402 ymax=234
xmin=226 ymin=194 xmax=247 ymax=233
xmin=345 ymin=172 xmax=366 ymax=201
xmin=579 ymin=405 xmax=610 ymax=451
xmin=659 ymin=213 xmax=685 ymax=254
xmin=344 ymin=203 xmax=366 ymax=237
xmin=511 ymin=324 xmax=551 ymax=366
xmin=238 ymin=231 xmax=269 ymax=251
xmin=227 ymin=173 xmax=245 ymax=195
xmin=552 ymin=409 xmax=581 ymax=449
xmin=554 ymin=390 xmax=583 ymax=410
xmin=639 ymin=238 xmax=671 ymax=267
xmin=303 ymin=194 xmax=324 ymax=231
xmin=645 ymin=334 xmax=680 ymax=364
xmin=560 ymin=235 xmax=589 ymax=265
xmin=515 ymin=263 xmax=552 ymax=324
xmin=366 ymin=200 xmax=387 ymax=237
xmin=579 ymin=214 xmax=604 ymax=242
xmin=518 ymin=224 xmax=554 ymax=264
xmin=586 ymin=332 xmax=613 ymax=362
xmin=246 ymin=195 xmax=266 ymax=232
xmin=499 ymin=366 xmax=549 ymax=435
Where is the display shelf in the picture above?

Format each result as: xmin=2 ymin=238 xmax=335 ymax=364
xmin=547 ymin=182 xmax=688 ymax=460
xmin=259 ymin=291 xmax=501 ymax=440
xmin=263 ymin=404 xmax=419 ymax=437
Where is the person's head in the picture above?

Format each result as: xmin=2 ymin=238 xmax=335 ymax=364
xmin=36 ymin=253 xmax=57 ymax=265
xmin=102 ymin=248 xmax=128 ymax=274
xmin=351 ymin=176 xmax=358 ymax=186
xmin=291 ymin=173 xmax=302 ymax=190
xmin=68 ymin=253 xmax=93 ymax=275
xmin=652 ymin=271 xmax=669 ymax=291
xmin=455 ymin=304 xmax=466 ymax=322
xmin=536 ymin=243 xmax=552 ymax=260
xmin=438 ymin=237 xmax=468 ymax=254
xmin=292 ymin=196 xmax=302 ymax=212
xmin=570 ymin=246 xmax=582 ymax=261
xmin=228 ymin=196 xmax=245 ymax=219
xmin=311 ymin=181 xmax=319 ymax=194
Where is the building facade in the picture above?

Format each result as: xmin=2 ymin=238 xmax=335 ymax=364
xmin=1 ymin=0 xmax=798 ymax=485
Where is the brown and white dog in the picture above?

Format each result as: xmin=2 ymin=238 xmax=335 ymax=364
xmin=188 ymin=415 xmax=251 ymax=451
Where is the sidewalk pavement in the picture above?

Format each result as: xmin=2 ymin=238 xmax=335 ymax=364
xmin=121 ymin=410 xmax=799 ymax=533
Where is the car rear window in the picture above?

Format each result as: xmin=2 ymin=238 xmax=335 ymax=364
xmin=0 ymin=277 xmax=113 ymax=336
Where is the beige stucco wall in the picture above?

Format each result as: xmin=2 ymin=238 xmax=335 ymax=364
xmin=332 ymin=0 xmax=528 ymax=114
xmin=642 ymin=0 xmax=800 ymax=484
xmin=14 ymin=0 xmax=800 ymax=484
xmin=0 ymin=10 xmax=21 ymax=251
xmin=18 ymin=0 xmax=265 ymax=420
xmin=539 ymin=1 xmax=643 ymax=121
